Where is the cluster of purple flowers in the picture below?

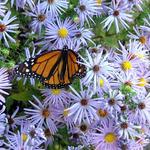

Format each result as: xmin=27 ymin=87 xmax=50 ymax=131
xmin=0 ymin=0 xmax=150 ymax=150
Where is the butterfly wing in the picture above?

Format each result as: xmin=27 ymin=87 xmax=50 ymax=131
xmin=68 ymin=50 xmax=86 ymax=78
xmin=15 ymin=50 xmax=62 ymax=79
xmin=42 ymin=57 xmax=70 ymax=88
xmin=31 ymin=50 xmax=62 ymax=79
xmin=15 ymin=48 xmax=86 ymax=89
xmin=42 ymin=50 xmax=86 ymax=89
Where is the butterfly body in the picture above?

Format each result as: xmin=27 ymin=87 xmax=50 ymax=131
xmin=15 ymin=46 xmax=86 ymax=89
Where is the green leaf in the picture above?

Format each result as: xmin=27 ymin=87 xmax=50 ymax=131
xmin=71 ymin=78 xmax=80 ymax=92
xmin=103 ymin=35 xmax=118 ymax=48
xmin=6 ymin=96 xmax=14 ymax=111
xmin=47 ymin=144 xmax=64 ymax=150
xmin=9 ymin=91 xmax=32 ymax=101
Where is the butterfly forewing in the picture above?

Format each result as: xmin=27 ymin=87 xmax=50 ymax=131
xmin=32 ymin=50 xmax=62 ymax=79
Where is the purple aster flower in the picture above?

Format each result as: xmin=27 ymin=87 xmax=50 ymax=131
xmin=11 ymin=0 xmax=25 ymax=9
xmin=127 ymin=137 xmax=149 ymax=150
xmin=88 ymin=45 xmax=103 ymax=55
xmin=113 ymin=42 xmax=139 ymax=73
xmin=129 ymin=93 xmax=150 ymax=124
xmin=0 ymin=110 xmax=6 ymax=135
xmin=0 ymin=68 xmax=11 ymax=103
xmin=95 ymin=0 xmax=105 ymax=16
xmin=43 ymin=126 xmax=54 ymax=149
xmin=36 ymin=36 xmax=81 ymax=51
xmin=0 ymin=11 xmax=19 ymax=47
xmin=73 ymin=27 xmax=95 ymax=46
xmin=116 ymin=116 xmax=141 ymax=140
xmin=112 ymin=71 xmax=145 ymax=96
xmin=103 ymin=90 xmax=124 ymax=114
xmin=4 ymin=131 xmax=29 ymax=150
xmin=80 ymin=49 xmax=114 ymax=91
xmin=11 ymin=0 xmax=34 ymax=10
xmin=24 ymin=0 xmax=35 ymax=9
xmin=80 ymin=133 xmax=92 ymax=148
xmin=135 ymin=67 xmax=150 ymax=91
xmin=39 ymin=0 xmax=68 ymax=16
xmin=41 ymin=88 xmax=71 ymax=107
xmin=96 ymin=104 xmax=113 ymax=123
xmin=69 ymin=128 xmax=82 ymax=144
xmin=20 ymin=121 xmax=46 ymax=147
xmin=125 ymin=0 xmax=143 ymax=11
xmin=26 ymin=4 xmax=53 ymax=35
xmin=66 ymin=83 xmax=101 ymax=125
xmin=0 ymin=0 xmax=7 ymax=17
xmin=56 ymin=105 xmax=75 ymax=130
xmin=127 ymin=40 xmax=149 ymax=65
xmin=96 ymin=76 xmax=112 ymax=96
xmin=4 ymin=130 xmax=44 ymax=150
xmin=75 ymin=0 xmax=99 ymax=26
xmin=88 ymin=45 xmax=112 ymax=58
xmin=90 ymin=119 xmax=119 ymax=150
xmin=24 ymin=95 xmax=58 ymax=134
xmin=128 ymin=26 xmax=150 ymax=49
xmin=6 ymin=107 xmax=25 ymax=132
xmin=65 ymin=40 xmax=81 ymax=52
xmin=10 ymin=0 xmax=24 ymax=9
xmin=45 ymin=18 xmax=78 ymax=47
xmin=101 ymin=0 xmax=133 ymax=33
xmin=73 ymin=120 xmax=95 ymax=135
xmin=118 ymin=135 xmax=149 ymax=150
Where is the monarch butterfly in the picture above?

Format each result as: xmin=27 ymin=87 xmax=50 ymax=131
xmin=15 ymin=45 xmax=86 ymax=89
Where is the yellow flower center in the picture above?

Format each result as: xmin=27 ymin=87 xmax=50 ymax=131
xmin=51 ymin=89 xmax=61 ymax=95
xmin=63 ymin=109 xmax=69 ymax=117
xmin=22 ymin=133 xmax=28 ymax=142
xmin=97 ymin=0 xmax=102 ymax=5
xmin=0 ymin=24 xmax=6 ymax=32
xmin=104 ymin=132 xmax=117 ymax=143
xmin=42 ymin=109 xmax=50 ymax=118
xmin=137 ymin=78 xmax=147 ymax=87
xmin=121 ymin=61 xmax=132 ymax=71
xmin=99 ymin=79 xmax=104 ymax=87
xmin=58 ymin=27 xmax=68 ymax=38
xmin=139 ymin=36 xmax=147 ymax=44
